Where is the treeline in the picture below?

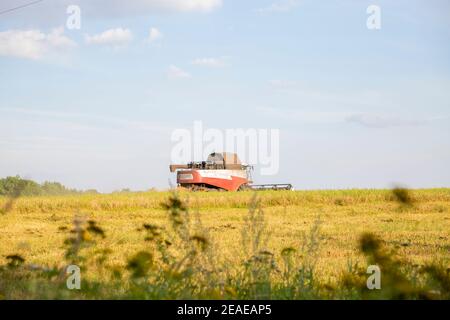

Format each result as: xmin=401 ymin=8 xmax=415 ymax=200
xmin=0 ymin=176 xmax=98 ymax=196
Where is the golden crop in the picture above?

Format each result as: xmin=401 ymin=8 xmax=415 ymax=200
xmin=0 ymin=189 xmax=449 ymax=299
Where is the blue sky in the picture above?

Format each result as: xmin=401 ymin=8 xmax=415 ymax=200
xmin=1 ymin=0 xmax=449 ymax=192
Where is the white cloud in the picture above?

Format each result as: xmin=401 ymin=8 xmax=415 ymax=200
xmin=0 ymin=27 xmax=76 ymax=60
xmin=258 ymin=107 xmax=434 ymax=128
xmin=0 ymin=0 xmax=222 ymax=27
xmin=157 ymin=0 xmax=222 ymax=12
xmin=346 ymin=113 xmax=426 ymax=128
xmin=257 ymin=0 xmax=301 ymax=14
xmin=269 ymin=79 xmax=297 ymax=89
xmin=259 ymin=107 xmax=351 ymax=124
xmin=167 ymin=65 xmax=191 ymax=79
xmin=148 ymin=27 xmax=163 ymax=42
xmin=85 ymin=28 xmax=133 ymax=46
xmin=0 ymin=107 xmax=172 ymax=134
xmin=191 ymin=57 xmax=229 ymax=68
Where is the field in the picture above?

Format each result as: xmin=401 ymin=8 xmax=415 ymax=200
xmin=0 ymin=189 xmax=449 ymax=299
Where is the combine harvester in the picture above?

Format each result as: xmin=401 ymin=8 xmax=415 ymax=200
xmin=169 ymin=152 xmax=292 ymax=191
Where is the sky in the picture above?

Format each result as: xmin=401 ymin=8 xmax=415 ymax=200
xmin=0 ymin=0 xmax=449 ymax=192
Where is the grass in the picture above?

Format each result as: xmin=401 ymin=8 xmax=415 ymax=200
xmin=0 ymin=189 xmax=449 ymax=299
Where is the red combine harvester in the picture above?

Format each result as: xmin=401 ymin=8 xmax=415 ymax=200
xmin=169 ymin=152 xmax=292 ymax=191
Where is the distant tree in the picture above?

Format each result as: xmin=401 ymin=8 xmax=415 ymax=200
xmin=0 ymin=176 xmax=84 ymax=196
xmin=0 ymin=176 xmax=42 ymax=196
xmin=41 ymin=181 xmax=78 ymax=195
xmin=111 ymin=188 xmax=132 ymax=194
xmin=84 ymin=189 xmax=99 ymax=194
